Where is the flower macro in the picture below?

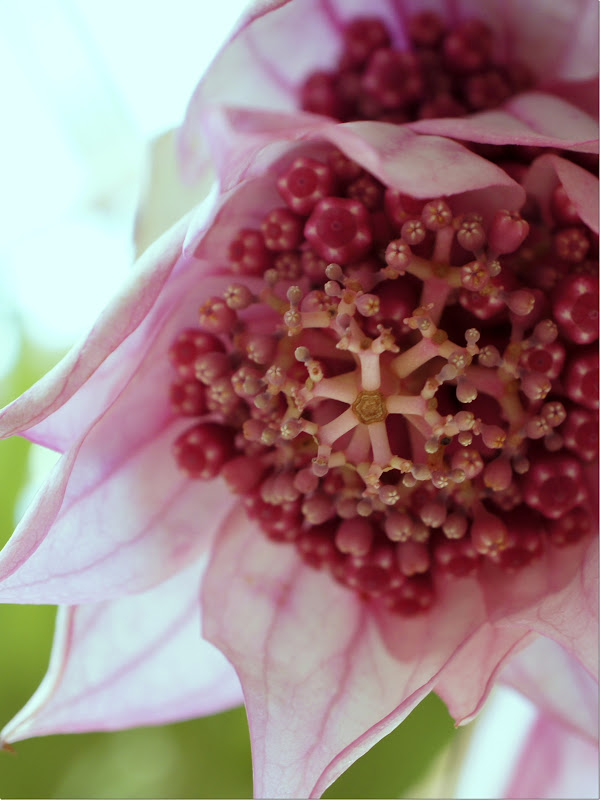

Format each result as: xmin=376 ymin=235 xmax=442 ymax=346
xmin=1 ymin=2 xmax=598 ymax=799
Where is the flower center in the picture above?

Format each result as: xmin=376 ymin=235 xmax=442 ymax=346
xmin=169 ymin=148 xmax=598 ymax=616
xmin=353 ymin=391 xmax=387 ymax=425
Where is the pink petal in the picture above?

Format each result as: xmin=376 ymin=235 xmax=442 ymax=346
xmin=525 ymin=153 xmax=600 ymax=233
xmin=0 ymin=421 xmax=236 ymax=603
xmin=0 ymin=234 xmax=259 ymax=601
xmin=0 ymin=213 xmax=191 ymax=452
xmin=420 ymin=532 xmax=597 ymax=729
xmin=382 ymin=518 xmax=597 ymax=735
xmin=193 ymin=108 xmax=525 ymax=223
xmin=201 ymin=506 xmax=551 ymax=799
xmin=202 ymin=506 xmax=424 ymax=798
xmin=1 ymin=559 xmax=242 ymax=743
xmin=500 ymin=637 xmax=598 ymax=742
xmin=408 ymin=94 xmax=599 ymax=153
xmin=0 ymin=190 xmax=267 ymax=603
xmin=433 ymin=626 xmax=537 ymax=726
xmin=542 ymin=76 xmax=598 ymax=119
xmin=0 ymin=184 xmax=238 ymax=455
xmin=489 ymin=535 xmax=599 ymax=679
xmin=504 ymin=713 xmax=599 ymax=800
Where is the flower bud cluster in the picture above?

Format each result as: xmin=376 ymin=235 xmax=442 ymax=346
xmin=300 ymin=12 xmax=533 ymax=123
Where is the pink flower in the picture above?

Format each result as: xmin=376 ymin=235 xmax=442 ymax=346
xmin=0 ymin=102 xmax=597 ymax=798
xmin=179 ymin=0 xmax=599 ymax=184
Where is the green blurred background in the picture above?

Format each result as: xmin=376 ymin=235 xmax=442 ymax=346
xmin=0 ymin=338 xmax=459 ymax=798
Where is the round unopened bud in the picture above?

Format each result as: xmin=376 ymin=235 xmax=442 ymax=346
xmin=295 ymin=346 xmax=311 ymax=362
xmin=488 ymin=210 xmax=529 ymax=255
xmin=521 ymin=372 xmax=551 ymax=401
xmin=506 ymin=289 xmax=536 ymax=317
xmin=443 ymin=512 xmax=468 ymax=539
xmin=456 ymin=378 xmax=478 ymax=404
xmin=325 ymin=263 xmax=344 ymax=280
xmin=483 ymin=457 xmax=512 ymax=491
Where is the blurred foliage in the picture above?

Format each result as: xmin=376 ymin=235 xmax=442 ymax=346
xmin=0 ymin=337 xmax=457 ymax=798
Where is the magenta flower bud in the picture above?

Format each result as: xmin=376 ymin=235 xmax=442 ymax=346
xmin=173 ymin=423 xmax=236 ymax=479
xmin=565 ymin=350 xmax=599 ymax=410
xmin=451 ymin=447 xmax=484 ymax=479
xmin=384 ymin=238 xmax=412 ymax=272
xmin=362 ymin=49 xmax=422 ymax=109
xmin=483 ymin=456 xmax=512 ymax=491
xmin=548 ymin=506 xmax=594 ymax=547
xmin=224 ymin=283 xmax=254 ymax=310
xmin=195 ymin=351 xmax=230 ymax=384
xmin=384 ymin=188 xmax=427 ymax=227
xmin=407 ymin=10 xmax=445 ymax=47
xmin=421 ymin=199 xmax=452 ymax=230
xmin=340 ymin=17 xmax=391 ymax=68
xmin=277 ymin=156 xmax=336 ymax=215
xmin=520 ymin=371 xmax=552 ymax=401
xmin=442 ymin=19 xmax=493 ymax=73
xmin=480 ymin=424 xmax=506 ymax=449
xmin=384 ymin=511 xmax=414 ymax=542
xmin=300 ymin=70 xmax=348 ymax=119
xmin=487 ymin=210 xmax=530 ymax=255
xmin=168 ymin=328 xmax=225 ymax=378
xmin=523 ymin=455 xmax=586 ymax=519
xmin=243 ymin=333 xmax=277 ymax=365
xmin=222 ymin=455 xmax=266 ymax=494
xmin=170 ymin=377 xmax=206 ymax=417
xmin=470 ymin=506 xmax=509 ymax=555
xmin=562 ymin=407 xmax=599 ymax=462
xmin=554 ymin=227 xmax=590 ymax=263
xmin=400 ymin=219 xmax=426 ymax=245
xmin=199 ymin=296 xmax=237 ymax=334
xmin=506 ymin=289 xmax=536 ymax=317
xmin=397 ymin=540 xmax=430 ymax=576
xmin=456 ymin=219 xmax=486 ymax=252
xmin=305 ymin=197 xmax=373 ymax=264
xmin=434 ymin=537 xmax=479 ymax=576
xmin=261 ymin=208 xmax=304 ymax=251
xmin=553 ymin=273 xmax=599 ymax=345
xmin=347 ymin=174 xmax=384 ymax=211
xmin=465 ymin=69 xmax=511 ymax=111
xmin=520 ymin=340 xmax=565 ymax=380
xmin=442 ymin=512 xmax=468 ymax=540
xmin=335 ymin=517 xmax=374 ymax=556
xmin=228 ymin=228 xmax=271 ymax=275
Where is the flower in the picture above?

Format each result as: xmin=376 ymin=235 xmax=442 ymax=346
xmin=0 ymin=101 xmax=597 ymax=798
xmin=1 ymin=0 xmax=599 ymax=796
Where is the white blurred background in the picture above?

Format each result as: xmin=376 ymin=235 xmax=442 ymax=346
xmin=0 ymin=0 xmax=248 ymax=363
xmin=0 ymin=2 xmax=540 ymax=797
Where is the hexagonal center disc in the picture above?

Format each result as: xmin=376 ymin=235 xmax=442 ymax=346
xmin=352 ymin=391 xmax=387 ymax=425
